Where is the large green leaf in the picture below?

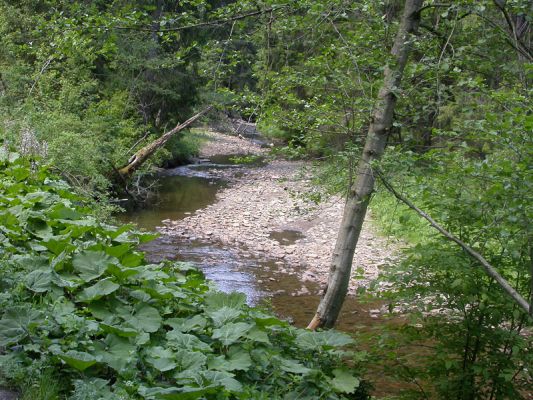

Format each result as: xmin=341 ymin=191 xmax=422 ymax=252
xmin=145 ymin=347 xmax=176 ymax=372
xmin=295 ymin=330 xmax=354 ymax=350
xmin=330 ymin=368 xmax=360 ymax=394
xmin=279 ymin=358 xmax=311 ymax=375
xmin=175 ymin=349 xmax=207 ymax=372
xmin=97 ymin=335 xmax=136 ymax=372
xmin=131 ymin=303 xmax=162 ymax=333
xmin=58 ymin=350 xmax=97 ymax=371
xmin=208 ymin=347 xmax=251 ymax=371
xmin=25 ymin=269 xmax=53 ymax=292
xmin=205 ymin=292 xmax=246 ymax=311
xmin=0 ymin=307 xmax=44 ymax=346
xmin=206 ymin=306 xmax=242 ymax=327
xmin=212 ymin=322 xmax=252 ymax=346
xmin=72 ymin=250 xmax=116 ymax=282
xmin=77 ymin=278 xmax=120 ymax=302
xmin=165 ymin=315 xmax=207 ymax=333
xmin=166 ymin=331 xmax=211 ymax=352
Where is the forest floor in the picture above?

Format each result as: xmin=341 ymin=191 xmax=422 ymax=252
xmin=160 ymin=130 xmax=403 ymax=295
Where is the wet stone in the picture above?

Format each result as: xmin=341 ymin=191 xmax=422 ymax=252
xmin=0 ymin=389 xmax=18 ymax=400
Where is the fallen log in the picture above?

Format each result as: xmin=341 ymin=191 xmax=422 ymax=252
xmin=118 ymin=106 xmax=212 ymax=177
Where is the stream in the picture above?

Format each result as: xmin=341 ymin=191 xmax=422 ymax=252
xmin=118 ymin=154 xmax=411 ymax=396
xmin=118 ymin=155 xmax=390 ymax=330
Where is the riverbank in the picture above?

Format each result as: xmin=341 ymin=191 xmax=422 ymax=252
xmin=158 ymin=130 xmax=402 ymax=295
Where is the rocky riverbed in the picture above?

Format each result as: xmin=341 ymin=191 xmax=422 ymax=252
xmin=157 ymin=130 xmax=402 ymax=295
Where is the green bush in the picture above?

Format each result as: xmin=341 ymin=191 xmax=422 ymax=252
xmin=0 ymin=152 xmax=368 ymax=399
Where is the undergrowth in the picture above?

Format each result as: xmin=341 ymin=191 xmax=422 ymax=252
xmin=0 ymin=150 xmax=369 ymax=399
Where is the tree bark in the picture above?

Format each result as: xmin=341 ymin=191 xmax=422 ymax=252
xmin=308 ymin=0 xmax=424 ymax=330
xmin=118 ymin=106 xmax=212 ymax=177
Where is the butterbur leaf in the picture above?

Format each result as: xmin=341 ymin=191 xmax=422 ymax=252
xmin=166 ymin=331 xmax=211 ymax=351
xmin=77 ymin=278 xmax=120 ymax=302
xmin=58 ymin=350 xmax=97 ymax=371
xmin=207 ymin=307 xmax=242 ymax=327
xmin=25 ymin=269 xmax=53 ymax=292
xmin=296 ymin=330 xmax=354 ymax=350
xmin=279 ymin=358 xmax=311 ymax=375
xmin=131 ymin=303 xmax=162 ymax=333
xmin=97 ymin=335 xmax=136 ymax=372
xmin=205 ymin=292 xmax=246 ymax=311
xmin=100 ymin=322 xmax=138 ymax=337
xmin=145 ymin=347 xmax=177 ymax=372
xmin=212 ymin=322 xmax=252 ymax=346
xmin=202 ymin=371 xmax=242 ymax=392
xmin=138 ymin=386 xmax=215 ymax=400
xmin=175 ymin=349 xmax=207 ymax=372
xmin=244 ymin=327 xmax=271 ymax=344
xmin=208 ymin=347 xmax=251 ymax=371
xmin=165 ymin=315 xmax=207 ymax=333
xmin=72 ymin=250 xmax=116 ymax=282
xmin=0 ymin=307 xmax=44 ymax=346
xmin=330 ymin=368 xmax=360 ymax=393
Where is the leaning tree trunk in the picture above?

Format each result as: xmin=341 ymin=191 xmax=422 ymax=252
xmin=118 ymin=106 xmax=212 ymax=178
xmin=308 ymin=0 xmax=424 ymax=330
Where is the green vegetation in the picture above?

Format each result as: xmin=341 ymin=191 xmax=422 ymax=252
xmin=1 ymin=0 xmax=532 ymax=398
xmin=0 ymin=152 xmax=368 ymax=399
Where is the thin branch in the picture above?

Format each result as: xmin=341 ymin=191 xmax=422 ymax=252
xmin=115 ymin=6 xmax=286 ymax=33
xmin=376 ymin=169 xmax=531 ymax=316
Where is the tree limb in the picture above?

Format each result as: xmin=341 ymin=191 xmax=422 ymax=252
xmin=118 ymin=106 xmax=212 ymax=177
xmin=376 ymin=170 xmax=531 ymax=316
xmin=115 ymin=6 xmax=286 ymax=33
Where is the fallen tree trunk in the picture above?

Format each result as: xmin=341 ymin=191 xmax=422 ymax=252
xmin=377 ymin=170 xmax=532 ymax=317
xmin=118 ymin=106 xmax=212 ymax=177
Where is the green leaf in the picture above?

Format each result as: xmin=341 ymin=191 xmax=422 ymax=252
xmin=166 ymin=331 xmax=211 ymax=351
xmin=130 ymin=303 xmax=162 ymax=333
xmin=97 ymin=335 xmax=136 ymax=372
xmin=202 ymin=370 xmax=242 ymax=392
xmin=244 ymin=327 xmax=271 ymax=344
xmin=175 ymin=349 xmax=207 ymax=372
xmin=99 ymin=322 xmax=138 ymax=337
xmin=205 ymin=292 xmax=246 ymax=311
xmin=206 ymin=307 xmax=242 ymax=327
xmin=58 ymin=350 xmax=97 ymax=371
xmin=212 ymin=322 xmax=252 ymax=346
xmin=208 ymin=347 xmax=251 ymax=371
xmin=296 ymin=330 xmax=354 ymax=350
xmin=330 ymin=368 xmax=360 ymax=393
xmin=25 ymin=269 xmax=53 ymax=293
xmin=165 ymin=315 xmax=207 ymax=333
xmin=72 ymin=250 xmax=116 ymax=282
xmin=145 ymin=347 xmax=177 ymax=372
xmin=77 ymin=278 xmax=120 ymax=302
xmin=279 ymin=358 xmax=311 ymax=375
xmin=0 ymin=307 xmax=44 ymax=346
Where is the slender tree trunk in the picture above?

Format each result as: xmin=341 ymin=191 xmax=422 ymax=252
xmin=118 ymin=106 xmax=212 ymax=177
xmin=308 ymin=0 xmax=424 ymax=330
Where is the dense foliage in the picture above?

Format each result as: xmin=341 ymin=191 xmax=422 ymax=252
xmin=0 ymin=152 xmax=368 ymax=399
xmin=1 ymin=0 xmax=532 ymax=397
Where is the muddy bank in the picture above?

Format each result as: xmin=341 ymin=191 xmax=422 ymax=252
xmin=158 ymin=131 xmax=402 ymax=295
